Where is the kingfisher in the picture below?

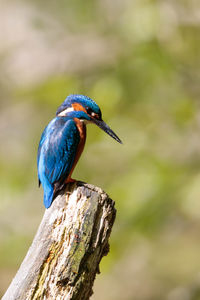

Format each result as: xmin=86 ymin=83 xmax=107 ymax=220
xmin=37 ymin=94 xmax=122 ymax=208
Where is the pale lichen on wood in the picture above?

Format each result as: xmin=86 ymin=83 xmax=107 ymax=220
xmin=2 ymin=182 xmax=116 ymax=300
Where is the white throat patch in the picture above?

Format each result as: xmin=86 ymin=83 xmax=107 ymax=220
xmin=58 ymin=107 xmax=75 ymax=117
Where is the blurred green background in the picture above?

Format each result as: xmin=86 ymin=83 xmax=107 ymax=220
xmin=1 ymin=0 xmax=200 ymax=299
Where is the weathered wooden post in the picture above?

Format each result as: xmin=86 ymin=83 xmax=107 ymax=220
xmin=2 ymin=182 xmax=116 ymax=300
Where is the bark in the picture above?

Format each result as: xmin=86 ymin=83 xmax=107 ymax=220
xmin=2 ymin=182 xmax=116 ymax=300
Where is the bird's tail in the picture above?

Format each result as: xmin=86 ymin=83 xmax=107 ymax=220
xmin=43 ymin=184 xmax=54 ymax=209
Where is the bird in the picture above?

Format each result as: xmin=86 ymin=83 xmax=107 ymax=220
xmin=37 ymin=94 xmax=122 ymax=208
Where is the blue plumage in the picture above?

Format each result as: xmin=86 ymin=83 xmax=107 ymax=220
xmin=38 ymin=116 xmax=81 ymax=208
xmin=37 ymin=94 xmax=122 ymax=208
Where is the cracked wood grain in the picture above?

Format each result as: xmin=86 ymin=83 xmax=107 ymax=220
xmin=2 ymin=182 xmax=116 ymax=300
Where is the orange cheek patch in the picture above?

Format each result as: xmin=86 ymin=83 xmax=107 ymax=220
xmin=72 ymin=103 xmax=87 ymax=113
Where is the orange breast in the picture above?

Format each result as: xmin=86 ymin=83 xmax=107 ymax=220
xmin=66 ymin=118 xmax=86 ymax=182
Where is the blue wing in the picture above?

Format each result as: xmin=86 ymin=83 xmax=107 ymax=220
xmin=37 ymin=117 xmax=80 ymax=208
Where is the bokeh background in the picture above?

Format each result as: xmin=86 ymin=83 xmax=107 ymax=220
xmin=1 ymin=0 xmax=200 ymax=299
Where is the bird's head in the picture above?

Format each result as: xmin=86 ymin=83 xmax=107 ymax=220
xmin=56 ymin=94 xmax=122 ymax=144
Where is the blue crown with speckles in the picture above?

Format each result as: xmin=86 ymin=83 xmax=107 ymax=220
xmin=56 ymin=94 xmax=101 ymax=116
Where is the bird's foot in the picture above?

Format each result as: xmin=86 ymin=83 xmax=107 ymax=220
xmin=65 ymin=178 xmax=76 ymax=184
xmin=65 ymin=178 xmax=77 ymax=196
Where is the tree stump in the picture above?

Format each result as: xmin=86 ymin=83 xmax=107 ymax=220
xmin=2 ymin=182 xmax=116 ymax=300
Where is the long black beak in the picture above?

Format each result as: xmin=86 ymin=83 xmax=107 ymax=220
xmin=92 ymin=118 xmax=122 ymax=144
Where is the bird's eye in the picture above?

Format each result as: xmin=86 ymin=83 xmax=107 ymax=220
xmin=86 ymin=107 xmax=100 ymax=119
xmin=86 ymin=107 xmax=93 ymax=115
